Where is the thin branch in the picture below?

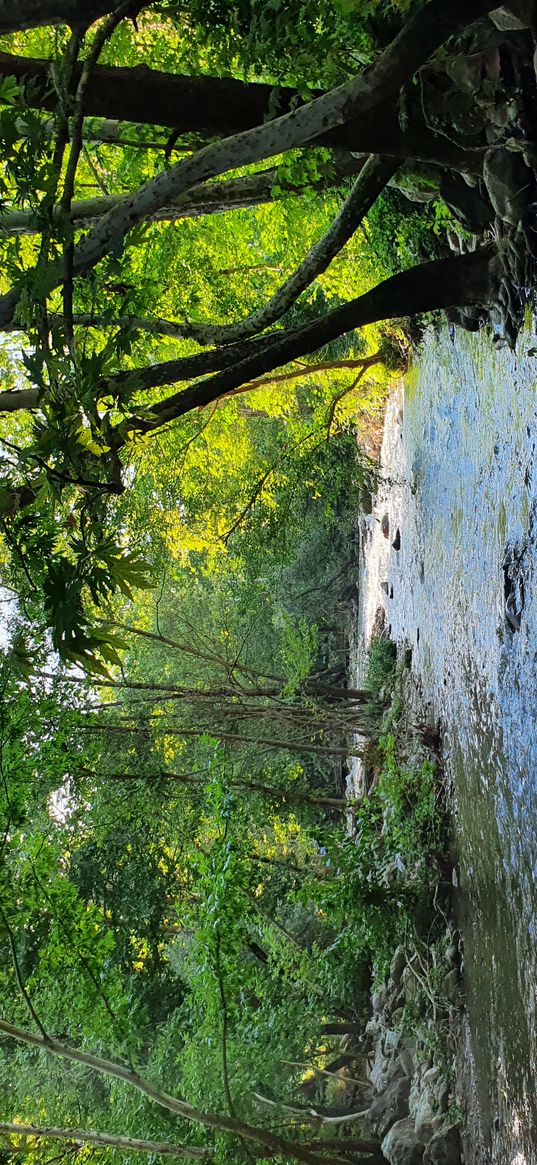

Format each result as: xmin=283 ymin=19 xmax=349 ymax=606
xmin=185 ymin=156 xmax=396 ymax=347
xmin=0 ymin=1020 xmax=355 ymax=1165
xmin=0 ymin=1124 xmax=212 ymax=1160
xmin=61 ymin=2 xmax=137 ymax=344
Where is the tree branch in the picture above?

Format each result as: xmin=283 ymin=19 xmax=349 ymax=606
xmin=185 ymin=155 xmax=397 ymax=347
xmin=0 ymin=1123 xmax=212 ymax=1160
xmin=0 ymin=0 xmax=498 ymax=330
xmin=0 ymin=1020 xmax=358 ymax=1165
xmin=125 ymin=247 xmax=496 ymax=436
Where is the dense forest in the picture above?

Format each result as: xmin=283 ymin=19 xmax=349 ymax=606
xmin=0 ymin=1 xmax=534 ymax=1163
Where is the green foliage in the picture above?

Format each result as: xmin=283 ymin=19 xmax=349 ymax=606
xmin=366 ymin=635 xmax=397 ymax=698
xmin=366 ymin=188 xmax=449 ymax=277
xmin=303 ymin=733 xmax=446 ymax=981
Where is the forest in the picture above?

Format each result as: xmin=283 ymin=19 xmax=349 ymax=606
xmin=0 ymin=1 xmax=534 ymax=1163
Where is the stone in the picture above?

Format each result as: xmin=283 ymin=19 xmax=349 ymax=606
xmin=381 ymin=514 xmax=390 ymax=538
xmin=483 ymin=148 xmax=533 ymax=227
xmin=365 ymin=1014 xmax=382 ymax=1038
xmin=402 ymin=967 xmax=419 ymax=1001
xmin=422 ymin=1067 xmax=441 ymax=1086
xmin=444 ymin=53 xmax=484 ymax=94
xmin=384 ymin=1027 xmax=402 ymax=1053
xmin=438 ymin=171 xmax=493 ymax=231
xmin=397 ymin=1045 xmax=416 ymax=1077
xmin=372 ymin=984 xmax=388 ymax=1012
xmin=381 ymin=1118 xmax=426 ymax=1165
xmin=423 ymin=1124 xmax=462 ymax=1165
xmin=369 ymin=1055 xmax=391 ymax=1095
xmin=381 ymin=581 xmax=390 ymax=595
xmin=489 ymin=0 xmax=533 ymax=28
xmin=413 ymin=1089 xmax=437 ymax=1135
xmin=369 ymin=1075 xmax=411 ymax=1138
xmin=392 ymin=528 xmax=401 ymax=552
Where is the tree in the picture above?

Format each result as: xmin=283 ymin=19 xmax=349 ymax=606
xmin=0 ymin=0 xmax=523 ymax=663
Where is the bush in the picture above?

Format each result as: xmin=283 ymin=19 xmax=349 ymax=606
xmin=366 ymin=636 xmax=397 ymax=699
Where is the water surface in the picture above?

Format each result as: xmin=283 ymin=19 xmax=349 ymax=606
xmin=360 ymin=325 xmax=537 ymax=1164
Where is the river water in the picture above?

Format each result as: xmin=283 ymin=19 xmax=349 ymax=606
xmin=358 ymin=323 xmax=537 ymax=1164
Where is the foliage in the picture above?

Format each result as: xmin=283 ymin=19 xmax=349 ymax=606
xmin=365 ymin=635 xmax=397 ymax=699
xmin=303 ymin=732 xmax=446 ymax=982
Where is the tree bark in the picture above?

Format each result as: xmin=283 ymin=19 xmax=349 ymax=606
xmin=0 ymin=0 xmax=120 ymax=31
xmin=0 ymin=155 xmax=366 ymax=237
xmin=0 ymin=250 xmax=496 ymax=420
xmin=0 ymin=0 xmax=497 ymax=331
xmin=91 ymin=767 xmax=348 ymax=809
xmin=0 ymin=51 xmax=484 ymax=171
xmin=180 ymin=155 xmax=397 ymax=347
xmin=82 ymin=721 xmax=361 ymax=757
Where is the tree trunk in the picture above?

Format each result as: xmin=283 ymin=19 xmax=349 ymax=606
xmin=0 ymin=0 xmax=498 ymax=331
xmin=0 ymin=52 xmax=484 ymax=171
xmin=82 ymin=721 xmax=362 ymax=758
xmin=181 ymin=155 xmax=396 ymax=347
xmin=0 ymin=0 xmax=119 ymax=31
xmin=133 ymin=247 xmax=496 ymax=434
xmin=0 ymin=155 xmax=366 ymax=237
xmin=92 ymin=768 xmax=348 ymax=810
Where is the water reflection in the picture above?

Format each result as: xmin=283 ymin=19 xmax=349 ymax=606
xmin=360 ymin=326 xmax=537 ymax=1162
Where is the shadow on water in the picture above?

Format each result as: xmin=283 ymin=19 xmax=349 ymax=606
xmin=361 ymin=324 xmax=537 ymax=1163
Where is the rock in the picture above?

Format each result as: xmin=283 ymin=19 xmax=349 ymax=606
xmin=369 ymin=1047 xmax=391 ymax=1094
xmin=410 ymin=1082 xmax=437 ymax=1136
xmin=366 ymin=1014 xmax=383 ymax=1038
xmin=489 ymin=0 xmax=533 ymax=28
xmin=402 ymin=966 xmax=419 ymax=1001
xmin=369 ymin=1075 xmax=411 ymax=1138
xmin=392 ymin=528 xmax=401 ymax=552
xmin=483 ymin=148 xmax=533 ymax=227
xmin=390 ymin=946 xmax=408 ymax=987
xmin=391 ymin=1006 xmax=405 ymax=1027
xmin=381 ymin=581 xmax=390 ymax=596
xmin=444 ymin=53 xmax=485 ymax=95
xmin=422 ymin=1067 xmax=441 ymax=1086
xmin=381 ymin=514 xmax=390 ymax=538
xmin=438 ymin=171 xmax=493 ymax=231
xmin=384 ymin=1028 xmax=402 ymax=1053
xmin=372 ymin=984 xmax=388 ymax=1012
xmin=423 ymin=1124 xmax=462 ymax=1165
xmin=397 ymin=1045 xmax=416 ymax=1077
xmin=381 ymin=1118 xmax=427 ymax=1165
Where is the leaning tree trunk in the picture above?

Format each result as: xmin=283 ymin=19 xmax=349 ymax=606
xmin=132 ymin=246 xmax=497 ymax=434
xmin=0 ymin=51 xmax=484 ymax=170
xmin=0 ymin=0 xmax=120 ymax=31
xmin=0 ymin=155 xmax=366 ymax=237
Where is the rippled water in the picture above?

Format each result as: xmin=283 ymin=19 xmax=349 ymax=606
xmin=360 ymin=323 xmax=537 ymax=1164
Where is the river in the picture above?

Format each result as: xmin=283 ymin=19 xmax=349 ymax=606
xmin=358 ymin=323 xmax=537 ymax=1164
